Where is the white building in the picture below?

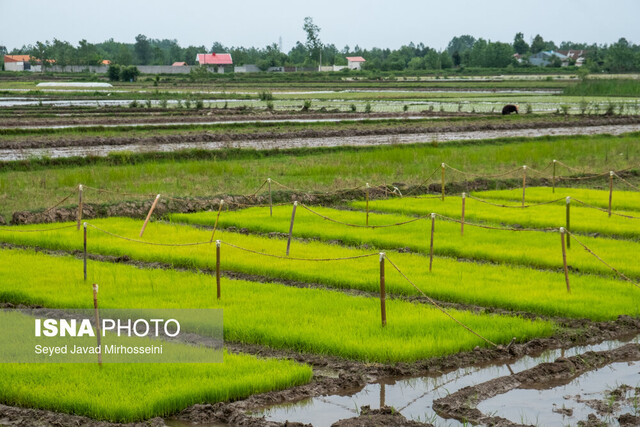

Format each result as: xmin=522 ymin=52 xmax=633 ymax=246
xmin=346 ymin=56 xmax=366 ymax=70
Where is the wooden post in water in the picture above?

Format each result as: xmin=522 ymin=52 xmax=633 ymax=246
xmin=429 ymin=213 xmax=436 ymax=272
xmin=77 ymin=184 xmax=83 ymax=230
xmin=379 ymin=252 xmax=387 ymax=327
xmin=608 ymin=171 xmax=614 ymax=217
xmin=441 ymin=163 xmax=445 ymax=201
xmin=216 ymin=240 xmax=221 ymax=300
xmin=552 ymin=160 xmax=557 ymax=193
xmin=566 ymin=197 xmax=571 ymax=249
xmin=139 ymin=194 xmax=161 ymax=237
xmin=268 ymin=178 xmax=273 ymax=217
xmin=461 ymin=192 xmax=466 ymax=236
xmin=286 ymin=201 xmax=297 ymax=256
xmin=83 ymin=222 xmax=88 ymax=281
xmin=365 ymin=183 xmax=370 ymax=226
xmin=92 ymin=284 xmax=102 ymax=367
xmin=521 ymin=165 xmax=527 ymax=207
xmin=210 ymin=200 xmax=224 ymax=243
xmin=560 ymin=227 xmax=571 ymax=294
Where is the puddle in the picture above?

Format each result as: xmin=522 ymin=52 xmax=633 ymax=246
xmin=2 ymin=123 xmax=640 ymax=161
xmin=254 ymin=334 xmax=640 ymax=426
xmin=478 ymin=360 xmax=640 ymax=426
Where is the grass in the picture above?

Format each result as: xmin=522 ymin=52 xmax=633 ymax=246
xmin=173 ymin=205 xmax=640 ymax=280
xmin=564 ymin=79 xmax=640 ymax=97
xmin=0 ymin=313 xmax=311 ymax=422
xmin=348 ymin=190 xmax=640 ymax=240
xmin=0 ymin=218 xmax=638 ymax=320
xmin=0 ymin=247 xmax=553 ymax=362
xmin=1 ymin=132 xmax=639 ymax=219
xmin=475 ymin=187 xmax=640 ymax=212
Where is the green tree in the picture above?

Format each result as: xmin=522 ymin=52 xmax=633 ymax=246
xmin=604 ymin=38 xmax=637 ymax=72
xmin=530 ymin=34 xmax=546 ymax=54
xmin=446 ymin=35 xmax=476 ymax=55
xmin=134 ymin=34 xmax=152 ymax=65
xmin=303 ymin=16 xmax=322 ymax=64
xmin=407 ymin=56 xmax=424 ymax=70
xmin=513 ymin=32 xmax=529 ymax=54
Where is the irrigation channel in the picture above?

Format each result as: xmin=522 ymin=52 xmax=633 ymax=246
xmin=249 ymin=334 xmax=640 ymax=426
xmin=3 ymin=123 xmax=640 ymax=161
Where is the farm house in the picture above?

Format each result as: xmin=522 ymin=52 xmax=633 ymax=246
xmin=346 ymin=56 xmax=366 ymax=70
xmin=195 ymin=53 xmax=233 ymax=73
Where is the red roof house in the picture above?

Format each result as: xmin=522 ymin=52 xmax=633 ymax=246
xmin=196 ymin=53 xmax=233 ymax=65
xmin=346 ymin=56 xmax=366 ymax=70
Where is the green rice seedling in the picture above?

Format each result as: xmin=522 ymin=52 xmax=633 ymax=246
xmin=171 ymin=206 xmax=640 ymax=280
xmin=0 ymin=311 xmax=310 ymax=422
xmin=1 ymin=219 xmax=638 ymax=320
xmin=0 ymin=248 xmax=553 ymax=362
xmin=476 ymin=187 xmax=640 ymax=212
xmin=349 ymin=195 xmax=640 ymax=240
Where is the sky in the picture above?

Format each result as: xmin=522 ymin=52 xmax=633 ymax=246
xmin=1 ymin=0 xmax=639 ymax=52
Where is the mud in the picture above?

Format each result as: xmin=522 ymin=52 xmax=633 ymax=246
xmin=331 ymin=406 xmax=429 ymax=426
xmin=0 ymin=404 xmax=166 ymax=427
xmin=2 ymin=116 xmax=639 ymax=152
xmin=0 ymin=110 xmax=447 ymax=129
xmin=432 ymin=343 xmax=640 ymax=426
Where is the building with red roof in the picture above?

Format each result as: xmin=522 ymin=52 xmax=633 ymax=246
xmin=346 ymin=56 xmax=366 ymax=70
xmin=196 ymin=53 xmax=233 ymax=73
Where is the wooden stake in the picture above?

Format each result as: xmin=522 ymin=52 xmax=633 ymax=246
xmin=552 ymin=160 xmax=557 ymax=193
xmin=379 ymin=252 xmax=387 ymax=327
xmin=216 ymin=240 xmax=221 ymax=300
xmin=139 ymin=194 xmax=161 ymax=237
xmin=286 ymin=201 xmax=297 ymax=256
xmin=461 ymin=192 xmax=466 ymax=236
xmin=429 ymin=213 xmax=436 ymax=272
xmin=210 ymin=200 xmax=224 ymax=243
xmin=92 ymin=284 xmax=102 ymax=366
xmin=441 ymin=163 xmax=445 ymax=201
xmin=365 ymin=183 xmax=370 ymax=226
xmin=77 ymin=184 xmax=83 ymax=230
xmin=566 ymin=197 xmax=571 ymax=249
xmin=83 ymin=222 xmax=87 ymax=281
xmin=268 ymin=178 xmax=273 ymax=217
xmin=560 ymin=227 xmax=571 ymax=294
xmin=521 ymin=165 xmax=527 ymax=207
xmin=608 ymin=171 xmax=614 ymax=217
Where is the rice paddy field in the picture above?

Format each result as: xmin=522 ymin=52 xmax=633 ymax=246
xmin=0 ymin=73 xmax=639 ymax=426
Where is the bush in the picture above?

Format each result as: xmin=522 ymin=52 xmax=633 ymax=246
xmin=107 ymin=65 xmax=121 ymax=81
xmin=128 ymin=100 xmax=139 ymax=108
xmin=145 ymin=99 xmax=152 ymax=108
xmin=364 ymin=102 xmax=372 ymax=113
xmin=350 ymin=104 xmax=357 ymax=112
xmin=403 ymin=105 xmax=409 ymax=112
xmin=119 ymin=66 xmax=140 ymax=82
xmin=159 ymin=99 xmax=168 ymax=109
xmin=184 ymin=99 xmax=192 ymax=109
xmin=266 ymin=100 xmax=274 ymax=111
xmin=302 ymin=100 xmax=312 ymax=111
xmin=195 ymin=99 xmax=204 ymax=109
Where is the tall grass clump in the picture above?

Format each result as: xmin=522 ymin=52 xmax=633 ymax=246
xmin=563 ymin=79 xmax=640 ymax=97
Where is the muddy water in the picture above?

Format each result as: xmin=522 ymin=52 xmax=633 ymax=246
xmin=3 ymin=123 xmax=640 ymax=161
xmin=478 ymin=360 xmax=639 ymax=426
xmin=254 ymin=335 xmax=640 ymax=426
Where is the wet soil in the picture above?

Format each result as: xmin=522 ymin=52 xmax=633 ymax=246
xmin=0 ymin=110 xmax=450 ymax=129
xmin=2 ymin=116 xmax=639 ymax=152
xmin=432 ymin=343 xmax=640 ymax=426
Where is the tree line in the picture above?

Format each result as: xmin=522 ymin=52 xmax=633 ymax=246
xmin=2 ymin=21 xmax=639 ymax=73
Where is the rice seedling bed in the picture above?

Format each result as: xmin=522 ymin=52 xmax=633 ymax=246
xmin=0 ymin=311 xmax=311 ymax=423
xmin=0 ymin=248 xmax=552 ymax=363
xmin=171 ymin=205 xmax=640 ymax=280
xmin=0 ymin=219 xmax=637 ymax=320
xmin=348 ymin=191 xmax=640 ymax=240
xmin=476 ymin=187 xmax=640 ymax=212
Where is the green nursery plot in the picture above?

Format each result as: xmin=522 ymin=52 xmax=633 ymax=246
xmin=172 ymin=206 xmax=640 ymax=280
xmin=349 ymin=195 xmax=640 ymax=240
xmin=0 ymin=219 xmax=638 ymax=320
xmin=0 ymin=248 xmax=552 ymax=362
xmin=476 ymin=187 xmax=640 ymax=212
xmin=0 ymin=346 xmax=310 ymax=422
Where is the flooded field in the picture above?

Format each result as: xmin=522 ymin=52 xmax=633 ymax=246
xmin=4 ymin=123 xmax=640 ymax=161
